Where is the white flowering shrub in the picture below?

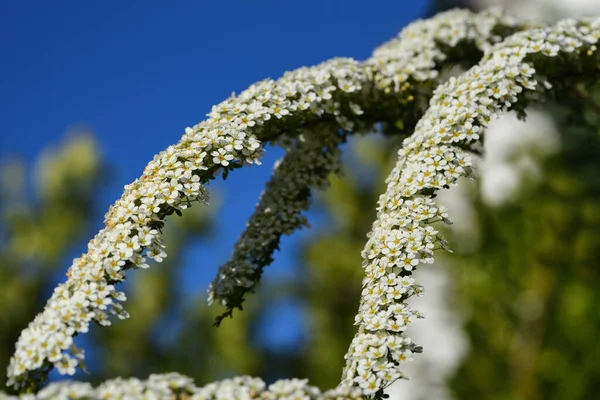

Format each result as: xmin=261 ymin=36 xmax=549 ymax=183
xmin=3 ymin=8 xmax=600 ymax=400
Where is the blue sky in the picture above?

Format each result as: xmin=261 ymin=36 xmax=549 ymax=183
xmin=1 ymin=0 xmax=431 ymax=365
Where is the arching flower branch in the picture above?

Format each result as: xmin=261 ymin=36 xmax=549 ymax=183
xmin=208 ymin=8 xmax=522 ymax=321
xmin=6 ymin=9 xmax=517 ymax=391
xmin=4 ymin=8 xmax=600 ymax=400
xmin=340 ymin=16 xmax=600 ymax=395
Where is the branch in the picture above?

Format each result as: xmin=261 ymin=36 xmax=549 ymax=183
xmin=340 ymin=15 xmax=600 ymax=397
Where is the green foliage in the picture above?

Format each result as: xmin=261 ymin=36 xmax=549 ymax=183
xmin=447 ymin=83 xmax=600 ymax=400
xmin=0 ymin=131 xmax=105 ymax=390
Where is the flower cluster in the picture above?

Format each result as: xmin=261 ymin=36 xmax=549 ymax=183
xmin=207 ymin=8 xmax=520 ymax=315
xmin=367 ymin=8 xmax=519 ymax=93
xmin=341 ymin=15 xmax=600 ymax=395
xmin=208 ymin=125 xmax=346 ymax=319
xmin=195 ymin=376 xmax=362 ymax=400
xmin=0 ymin=374 xmax=362 ymax=400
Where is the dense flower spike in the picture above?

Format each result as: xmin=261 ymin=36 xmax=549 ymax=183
xmin=208 ymin=125 xmax=346 ymax=322
xmin=340 ymin=16 xmax=600 ymax=395
xmin=5 ymin=7 xmax=600 ymax=400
